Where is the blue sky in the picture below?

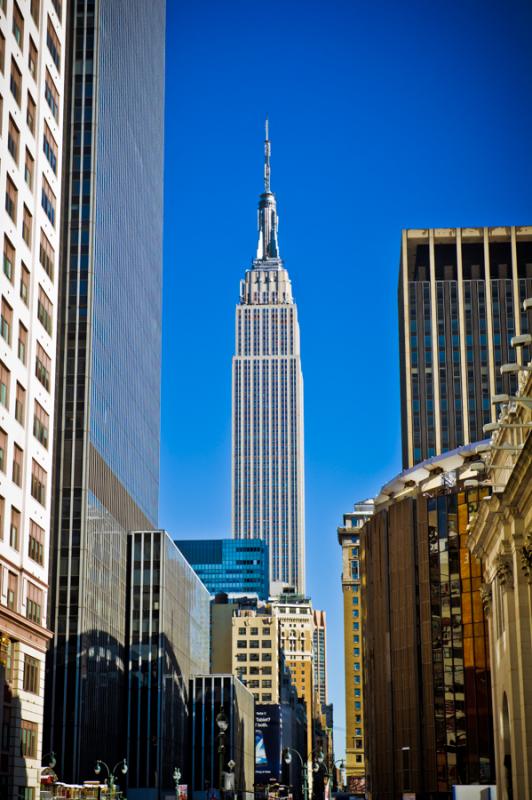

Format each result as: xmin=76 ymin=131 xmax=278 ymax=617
xmin=160 ymin=0 xmax=532 ymax=756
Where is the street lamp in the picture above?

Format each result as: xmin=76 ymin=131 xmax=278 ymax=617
xmin=94 ymin=759 xmax=128 ymax=797
xmin=42 ymin=751 xmax=57 ymax=769
xmin=283 ymin=748 xmax=323 ymax=800
xmin=173 ymin=767 xmax=182 ymax=800
xmin=216 ymin=707 xmax=229 ymax=796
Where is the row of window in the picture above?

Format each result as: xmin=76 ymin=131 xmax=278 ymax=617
xmin=0 ymin=396 xmax=49 ymax=454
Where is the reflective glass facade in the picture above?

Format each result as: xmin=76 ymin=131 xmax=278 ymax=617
xmin=362 ymin=482 xmax=495 ymax=797
xmin=127 ymin=531 xmax=210 ymax=794
xmin=175 ymin=538 xmax=270 ymax=600
xmin=45 ymin=0 xmax=165 ymax=782
xmin=428 ymin=489 xmax=493 ymax=789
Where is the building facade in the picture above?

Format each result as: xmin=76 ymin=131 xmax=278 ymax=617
xmin=337 ymin=501 xmax=373 ymax=788
xmin=312 ymin=610 xmax=327 ymax=707
xmin=44 ymin=0 xmax=165 ymax=781
xmin=126 ymin=530 xmax=210 ymax=799
xmin=468 ymin=365 xmax=532 ymax=799
xmin=231 ymin=600 xmax=281 ymax=705
xmin=361 ymin=447 xmax=495 ymax=798
xmin=175 ymin=538 xmax=270 ymax=599
xmin=276 ymin=595 xmax=315 ymax=761
xmin=399 ymin=226 xmax=532 ymax=468
xmin=190 ymin=674 xmax=255 ymax=800
xmin=232 ymin=121 xmax=305 ymax=595
xmin=0 ymin=0 xmax=66 ymax=795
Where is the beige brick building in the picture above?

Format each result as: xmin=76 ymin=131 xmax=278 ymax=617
xmin=468 ymin=362 xmax=532 ymax=798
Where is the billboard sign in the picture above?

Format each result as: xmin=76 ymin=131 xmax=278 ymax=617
xmin=255 ymin=704 xmax=283 ymax=783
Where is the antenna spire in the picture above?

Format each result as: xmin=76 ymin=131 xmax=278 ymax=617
xmin=264 ymin=115 xmax=271 ymax=193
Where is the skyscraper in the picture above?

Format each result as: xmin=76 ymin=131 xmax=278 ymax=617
xmin=399 ymin=226 xmax=532 ymax=468
xmin=44 ymin=0 xmax=165 ymax=781
xmin=0 ymin=1 xmax=66 ymax=795
xmin=232 ymin=122 xmax=305 ymax=594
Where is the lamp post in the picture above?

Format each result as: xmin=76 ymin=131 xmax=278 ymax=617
xmin=94 ymin=759 xmax=128 ymax=797
xmin=400 ymin=747 xmax=411 ymax=794
xmin=173 ymin=767 xmax=182 ymax=800
xmin=216 ymin=707 xmax=229 ymax=798
xmin=282 ymin=748 xmax=322 ymax=800
xmin=42 ymin=751 xmax=57 ymax=769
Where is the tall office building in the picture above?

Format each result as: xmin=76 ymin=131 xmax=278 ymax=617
xmin=0 ymin=1 xmax=65 ymax=796
xmin=399 ymin=226 xmax=532 ymax=468
xmin=232 ymin=122 xmax=305 ymax=594
xmin=312 ymin=610 xmax=327 ymax=707
xmin=44 ymin=0 xmax=165 ymax=781
xmin=175 ymin=537 xmax=270 ymax=599
xmin=337 ymin=501 xmax=373 ymax=788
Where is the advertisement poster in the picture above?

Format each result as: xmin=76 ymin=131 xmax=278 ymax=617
xmin=255 ymin=704 xmax=283 ymax=783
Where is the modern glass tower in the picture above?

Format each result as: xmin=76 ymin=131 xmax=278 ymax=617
xmin=232 ymin=122 xmax=305 ymax=594
xmin=175 ymin=538 xmax=270 ymax=599
xmin=44 ymin=0 xmax=165 ymax=781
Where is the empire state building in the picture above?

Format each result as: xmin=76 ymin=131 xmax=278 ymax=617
xmin=232 ymin=122 xmax=305 ymax=594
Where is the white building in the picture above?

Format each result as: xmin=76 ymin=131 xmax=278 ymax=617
xmin=0 ymin=0 xmax=65 ymax=794
xmin=232 ymin=121 xmax=305 ymax=594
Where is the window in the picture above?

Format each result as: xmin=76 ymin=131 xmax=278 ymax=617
xmin=238 ymin=627 xmax=246 ymax=635
xmin=23 ymin=206 xmax=32 ymax=247
xmin=235 ymin=653 xmax=247 ymax=662
xmin=27 ymin=93 xmax=36 ymax=134
xmin=0 ymin=429 xmax=6 ymax=472
xmin=46 ymin=18 xmax=60 ymax=70
xmin=10 ymin=507 xmax=20 ymax=549
xmin=1 ymin=299 xmax=12 ymax=345
xmin=31 ymin=0 xmax=40 ymax=28
xmin=29 ymin=38 xmax=38 ymax=80
xmin=10 ymin=59 xmax=22 ymax=105
xmin=262 ymin=679 xmax=272 ymax=688
xmin=33 ymin=402 xmax=48 ymax=448
xmin=23 ymin=654 xmax=40 ymax=694
xmin=249 ymin=640 xmax=259 ymax=649
xmin=43 ymin=122 xmax=57 ymax=173
xmin=29 ymin=521 xmax=44 ymax=565
xmin=41 ymin=177 xmax=55 ymax=225
xmin=3 ymin=236 xmax=14 ymax=282
xmin=12 ymin=444 xmax=23 ymax=486
xmin=31 ymin=459 xmax=47 ymax=505
xmin=20 ymin=265 xmax=30 ymax=304
xmin=37 ymin=286 xmax=53 ymax=335
xmin=26 ymin=583 xmax=42 ymax=625
xmin=25 ymin=150 xmax=34 ymax=189
xmin=262 ymin=639 xmax=272 ymax=648
xmin=21 ymin=719 xmax=38 ymax=757
xmin=0 ymin=361 xmax=9 ymax=407
xmin=8 ymin=116 xmax=20 ymax=162
xmin=35 ymin=344 xmax=50 ymax=391
xmin=12 ymin=3 xmax=24 ymax=48
xmin=44 ymin=69 xmax=59 ymax=119
xmin=0 ymin=496 xmax=4 ymax=538
xmin=250 ymin=627 xmax=258 ymax=635
xmin=7 ymin=572 xmax=17 ymax=610
xmin=39 ymin=231 xmax=54 ymax=279
xmin=15 ymin=383 xmax=25 ymax=425
xmin=18 ymin=322 xmax=27 ymax=364
xmin=237 ymin=640 xmax=247 ymax=649
xmin=0 ymin=32 xmax=4 ymax=73
xmin=6 ymin=176 xmax=18 ymax=222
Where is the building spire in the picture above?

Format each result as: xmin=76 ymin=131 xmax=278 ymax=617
xmin=255 ymin=116 xmax=281 ymax=265
xmin=264 ymin=115 xmax=271 ymax=193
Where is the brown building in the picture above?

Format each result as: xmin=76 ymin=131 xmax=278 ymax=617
xmin=337 ymin=501 xmax=373 ymax=789
xmin=361 ymin=446 xmax=495 ymax=798
xmin=468 ymin=363 xmax=532 ymax=798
